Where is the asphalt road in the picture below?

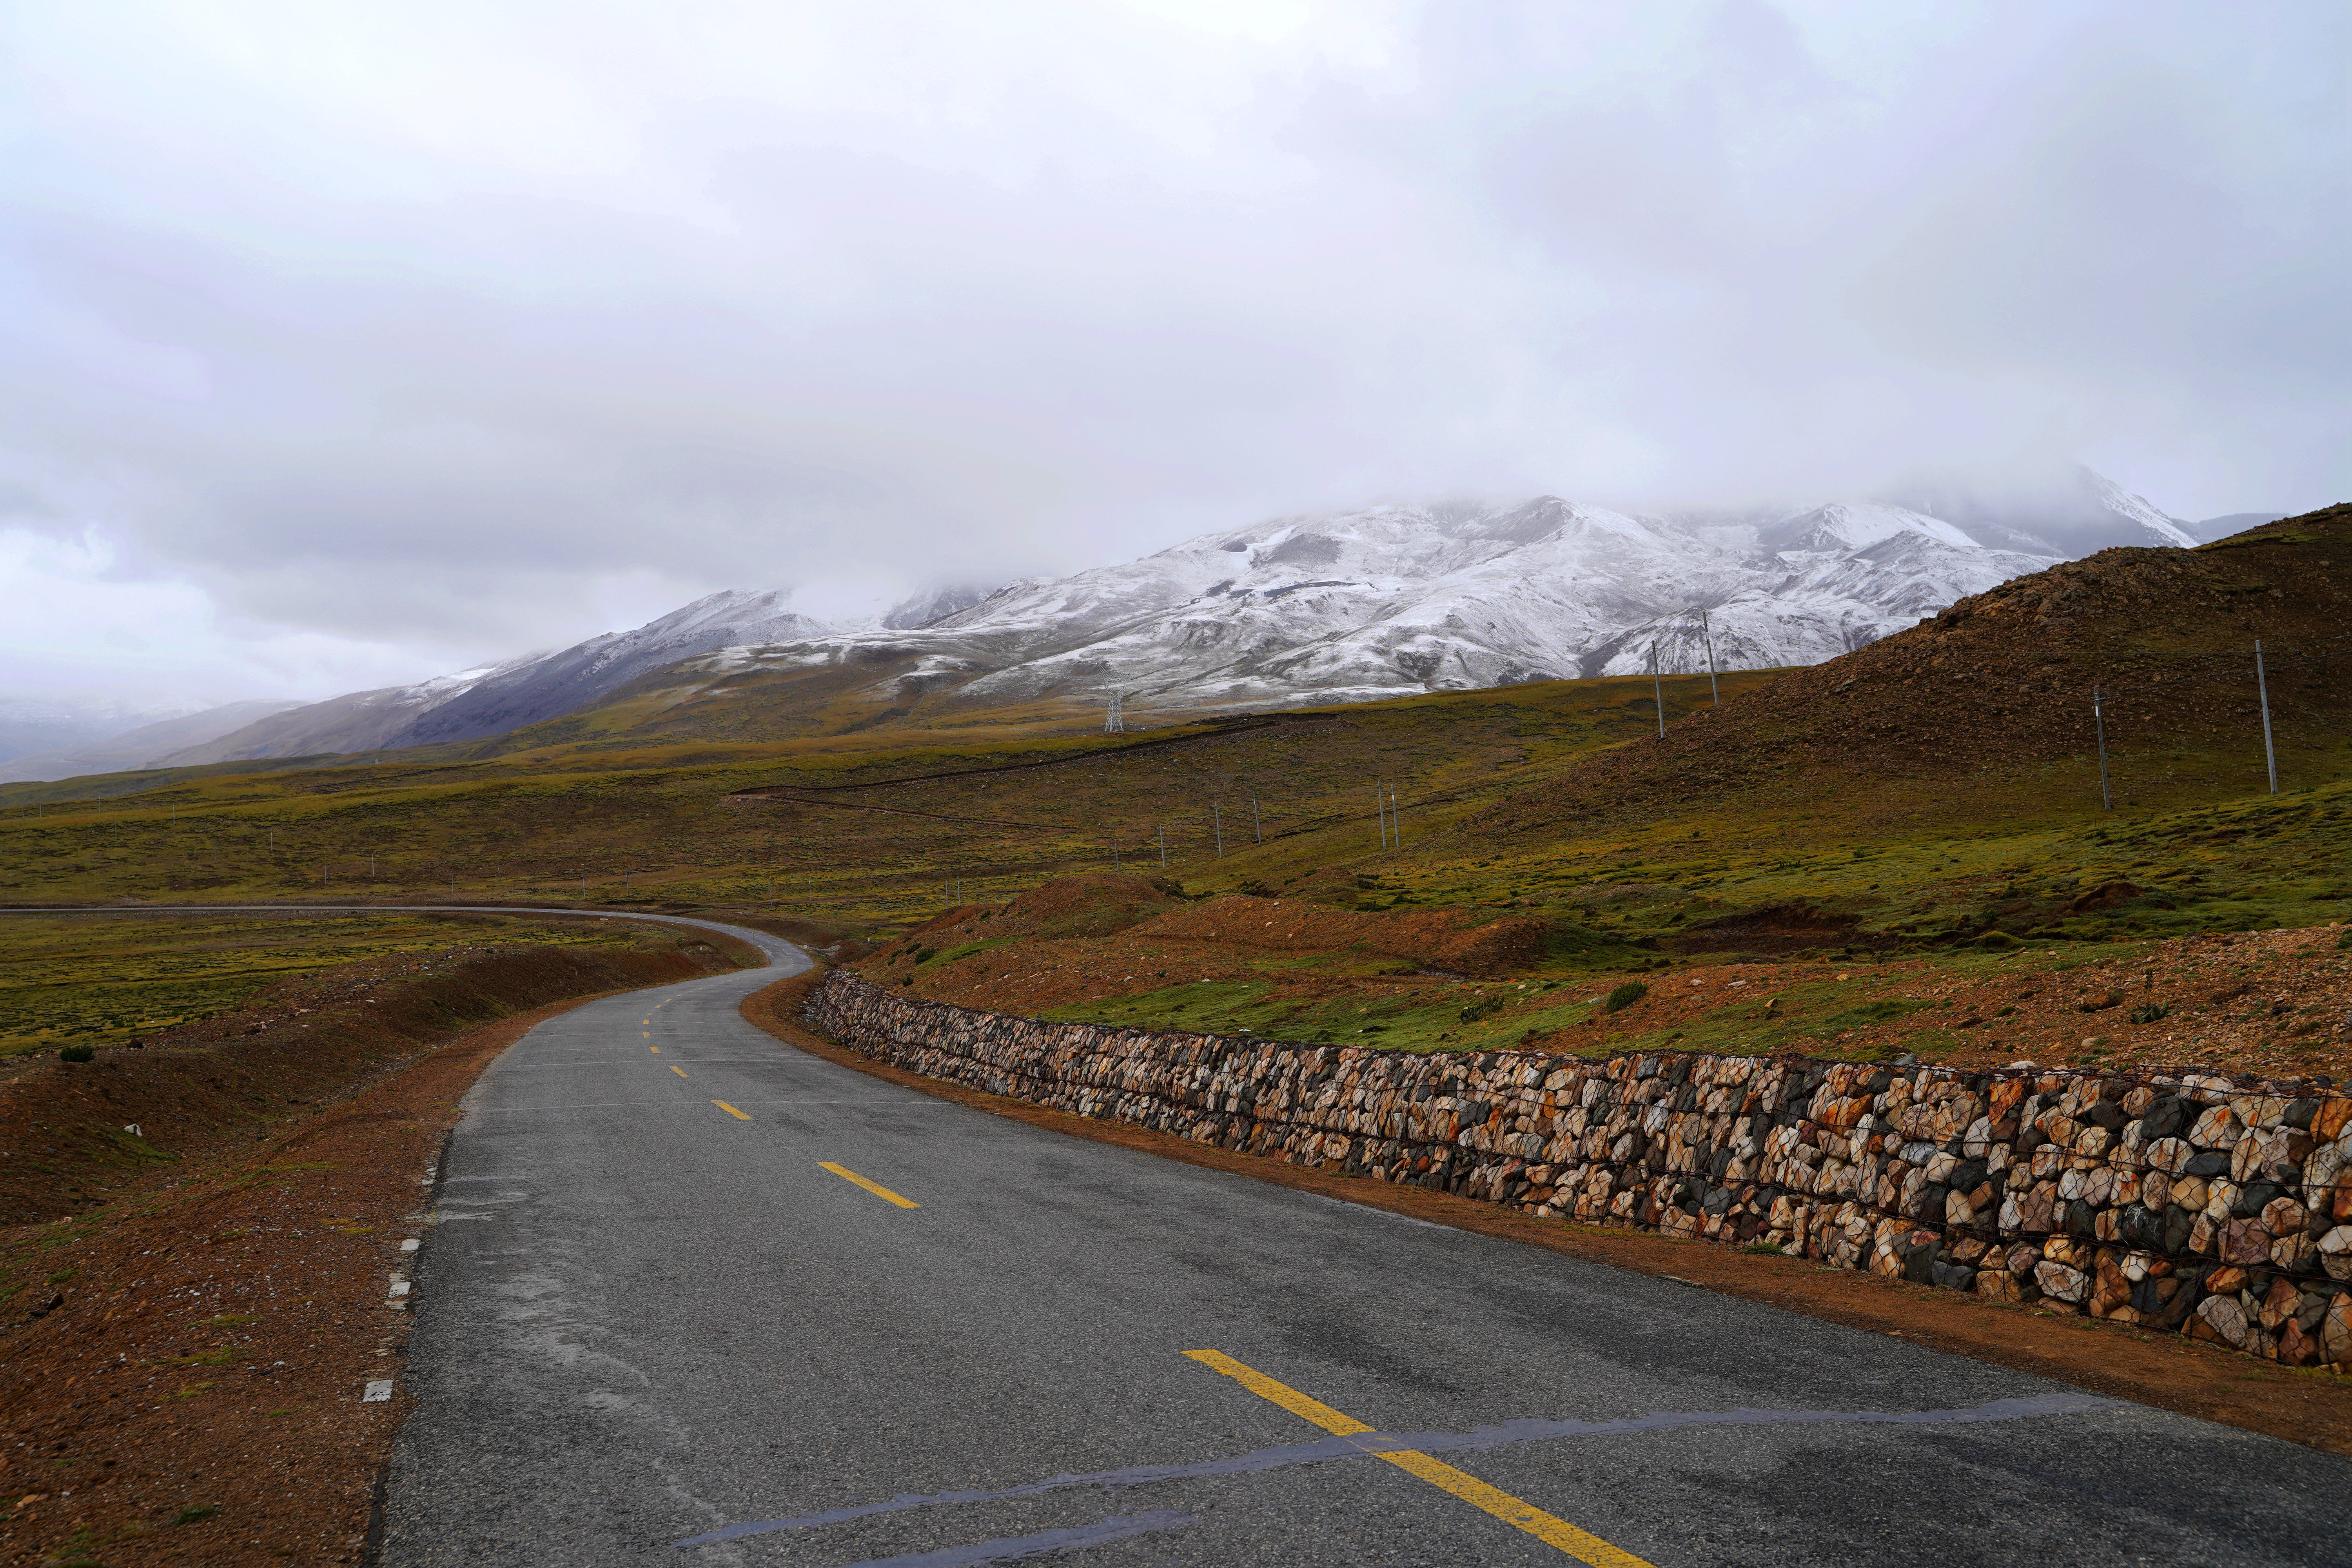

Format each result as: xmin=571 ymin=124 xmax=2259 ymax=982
xmin=317 ymin=915 xmax=2351 ymax=1568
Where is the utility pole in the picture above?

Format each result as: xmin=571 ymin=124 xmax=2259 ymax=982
xmin=1651 ymin=641 xmax=1666 ymax=737
xmin=2092 ymin=687 xmax=2112 ymax=811
xmin=1388 ymin=781 xmax=1401 ymax=846
xmin=1700 ymin=608 xmax=1720 ymax=706
xmin=1158 ymin=824 xmax=1166 ymax=868
xmin=2256 ymin=641 xmax=2278 ymax=794
xmin=1213 ymin=804 xmax=1223 ymax=858
xmin=1251 ymin=793 xmax=1261 ymax=843
xmin=1376 ymin=783 xmax=1388 ymax=850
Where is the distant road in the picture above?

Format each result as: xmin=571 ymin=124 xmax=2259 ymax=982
xmin=10 ymin=904 xmax=2344 ymax=1563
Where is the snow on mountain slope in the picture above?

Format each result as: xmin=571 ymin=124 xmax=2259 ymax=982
xmin=882 ymin=583 xmax=1011 ymax=630
xmin=140 ymin=468 xmax=2218 ymax=767
xmin=694 ymin=495 xmax=2061 ymax=714
xmin=1592 ymin=532 xmax=2055 ymax=677
xmin=155 ymin=660 xmax=538 ymax=766
xmin=1879 ymin=464 xmax=2196 ymax=556
xmin=385 ymin=590 xmax=835 ymax=748
xmin=1759 ymin=502 xmax=1978 ymax=554
xmin=167 ymin=590 xmax=836 ymax=766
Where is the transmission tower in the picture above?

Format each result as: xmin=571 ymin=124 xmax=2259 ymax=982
xmin=1103 ymin=690 xmax=1127 ymax=734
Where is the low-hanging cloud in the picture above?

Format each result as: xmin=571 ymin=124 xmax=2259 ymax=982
xmin=0 ymin=0 xmax=2342 ymax=701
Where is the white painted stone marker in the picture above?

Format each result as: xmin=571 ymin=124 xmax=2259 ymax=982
xmin=399 ymin=1238 xmax=419 ymax=1252
xmin=363 ymin=1380 xmax=394 ymax=1403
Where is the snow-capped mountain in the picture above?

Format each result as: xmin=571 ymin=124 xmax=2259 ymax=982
xmin=154 ymin=659 xmax=547 ymax=766
xmin=110 ymin=466 xmax=2248 ymax=775
xmin=882 ymin=583 xmax=1004 ymax=630
xmin=165 ymin=590 xmax=836 ymax=765
xmin=1592 ymin=530 xmax=2052 ymax=677
xmin=689 ymin=493 xmax=2065 ymax=712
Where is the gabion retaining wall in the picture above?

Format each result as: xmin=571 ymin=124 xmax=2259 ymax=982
xmin=804 ymin=970 xmax=2352 ymax=1367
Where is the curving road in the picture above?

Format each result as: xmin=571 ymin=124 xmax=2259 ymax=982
xmin=353 ymin=915 xmax=2348 ymax=1568
xmin=10 ymin=907 xmax=2342 ymax=1563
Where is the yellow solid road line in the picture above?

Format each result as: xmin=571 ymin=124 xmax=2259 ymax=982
xmin=1183 ymin=1350 xmax=1653 ymax=1568
xmin=712 ymin=1100 xmax=752 ymax=1120
xmin=671 ymin=1064 xmax=689 ymax=1078
xmin=818 ymin=1161 xmax=921 ymax=1209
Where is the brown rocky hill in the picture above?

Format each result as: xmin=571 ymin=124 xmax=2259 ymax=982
xmin=1484 ymin=502 xmax=2350 ymax=833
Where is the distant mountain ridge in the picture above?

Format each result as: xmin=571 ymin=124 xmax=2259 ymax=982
xmin=0 ymin=699 xmax=304 ymax=782
xmin=1874 ymin=465 xmax=2199 ymax=556
xmin=158 ymin=591 xmax=835 ymax=766
xmin=0 ymin=695 xmax=228 ymax=767
xmin=154 ymin=465 xmax=2252 ymax=771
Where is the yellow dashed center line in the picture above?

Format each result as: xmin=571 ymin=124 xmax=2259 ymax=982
xmin=649 ymin=1045 xmax=660 ymax=1053
xmin=711 ymin=1099 xmax=752 ymax=1120
xmin=1183 ymin=1350 xmax=1654 ymax=1567
xmin=818 ymin=1161 xmax=921 ymax=1209
xmin=671 ymin=1064 xmax=688 ymax=1078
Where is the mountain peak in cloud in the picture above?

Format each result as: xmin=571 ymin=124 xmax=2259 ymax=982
xmin=1875 ymin=463 xmax=2196 ymax=557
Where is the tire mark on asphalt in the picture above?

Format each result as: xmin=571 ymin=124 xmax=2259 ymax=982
xmin=674 ymin=1389 xmax=2118 ymax=1547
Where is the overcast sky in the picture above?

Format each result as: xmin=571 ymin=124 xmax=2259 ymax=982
xmin=2 ymin=0 xmax=2343 ymax=704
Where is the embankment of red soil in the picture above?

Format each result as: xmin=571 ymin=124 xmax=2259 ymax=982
xmin=1130 ymin=895 xmax=1546 ymax=975
xmin=0 ymin=943 xmax=724 ymax=1228
xmin=870 ymin=878 xmax=1548 ymax=992
xmin=0 ymin=939 xmax=740 ymax=1566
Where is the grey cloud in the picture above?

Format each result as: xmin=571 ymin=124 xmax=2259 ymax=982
xmin=0 ymin=0 xmax=2340 ymax=699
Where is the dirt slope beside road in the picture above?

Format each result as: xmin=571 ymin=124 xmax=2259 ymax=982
xmin=0 ymin=996 xmax=599 ymax=1566
xmin=1 ymin=938 xmax=729 ymax=1229
xmin=0 ymin=932 xmax=748 ymax=1567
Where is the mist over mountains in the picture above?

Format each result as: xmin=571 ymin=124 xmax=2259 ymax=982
xmin=0 ymin=468 xmax=2288 ymax=782
xmin=0 ymin=697 xmax=301 ymax=780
